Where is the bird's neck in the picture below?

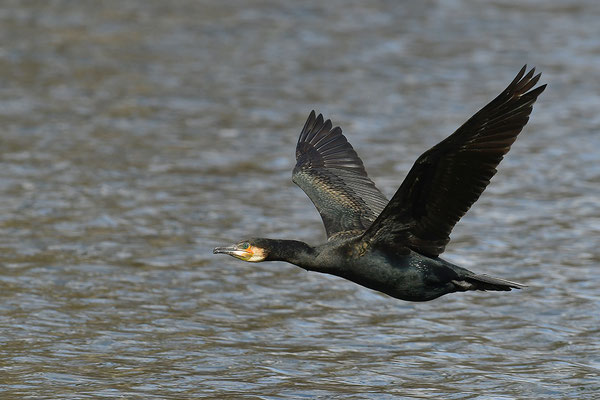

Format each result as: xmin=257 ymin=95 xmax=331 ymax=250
xmin=265 ymin=239 xmax=320 ymax=270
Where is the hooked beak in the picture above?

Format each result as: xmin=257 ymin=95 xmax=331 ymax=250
xmin=213 ymin=242 xmax=266 ymax=262
xmin=213 ymin=245 xmax=252 ymax=259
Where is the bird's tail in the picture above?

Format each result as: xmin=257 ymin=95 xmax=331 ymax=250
xmin=453 ymin=273 xmax=526 ymax=292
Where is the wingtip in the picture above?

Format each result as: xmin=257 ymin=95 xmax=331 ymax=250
xmin=508 ymin=65 xmax=527 ymax=88
xmin=525 ymin=67 xmax=546 ymax=94
xmin=315 ymin=112 xmax=323 ymax=123
xmin=507 ymin=65 xmax=546 ymax=96
xmin=308 ymin=110 xmax=329 ymax=123
xmin=533 ymin=83 xmax=547 ymax=95
xmin=307 ymin=110 xmax=334 ymax=132
xmin=523 ymin=67 xmax=535 ymax=81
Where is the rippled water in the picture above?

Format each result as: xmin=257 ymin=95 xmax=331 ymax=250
xmin=1 ymin=1 xmax=599 ymax=398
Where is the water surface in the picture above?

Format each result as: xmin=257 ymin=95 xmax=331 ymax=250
xmin=1 ymin=1 xmax=599 ymax=398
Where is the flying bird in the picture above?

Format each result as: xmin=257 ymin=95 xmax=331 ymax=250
xmin=214 ymin=66 xmax=545 ymax=302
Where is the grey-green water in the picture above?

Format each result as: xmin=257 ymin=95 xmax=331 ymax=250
xmin=1 ymin=1 xmax=599 ymax=398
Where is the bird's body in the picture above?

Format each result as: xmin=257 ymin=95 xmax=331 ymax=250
xmin=214 ymin=66 xmax=545 ymax=302
xmin=236 ymin=235 xmax=522 ymax=301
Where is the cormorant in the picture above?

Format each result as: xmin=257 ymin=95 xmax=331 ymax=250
xmin=214 ymin=66 xmax=545 ymax=302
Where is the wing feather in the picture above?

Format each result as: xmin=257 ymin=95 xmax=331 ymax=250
xmin=293 ymin=111 xmax=389 ymax=239
xmin=361 ymin=66 xmax=546 ymax=256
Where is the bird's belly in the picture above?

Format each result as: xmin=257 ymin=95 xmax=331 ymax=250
xmin=334 ymin=253 xmax=457 ymax=302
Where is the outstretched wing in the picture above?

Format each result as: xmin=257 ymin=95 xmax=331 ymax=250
xmin=292 ymin=111 xmax=389 ymax=239
xmin=361 ymin=66 xmax=546 ymax=256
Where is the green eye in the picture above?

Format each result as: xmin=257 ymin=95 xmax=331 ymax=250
xmin=239 ymin=242 xmax=250 ymax=250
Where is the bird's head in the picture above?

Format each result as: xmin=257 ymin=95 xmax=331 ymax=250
xmin=213 ymin=238 xmax=269 ymax=262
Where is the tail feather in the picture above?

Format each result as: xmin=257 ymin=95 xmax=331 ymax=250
xmin=453 ymin=274 xmax=526 ymax=292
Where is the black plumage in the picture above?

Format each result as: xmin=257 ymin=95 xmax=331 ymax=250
xmin=214 ymin=66 xmax=546 ymax=302
xmin=292 ymin=111 xmax=388 ymax=238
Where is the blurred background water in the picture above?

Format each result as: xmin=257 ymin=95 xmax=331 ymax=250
xmin=0 ymin=0 xmax=599 ymax=398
